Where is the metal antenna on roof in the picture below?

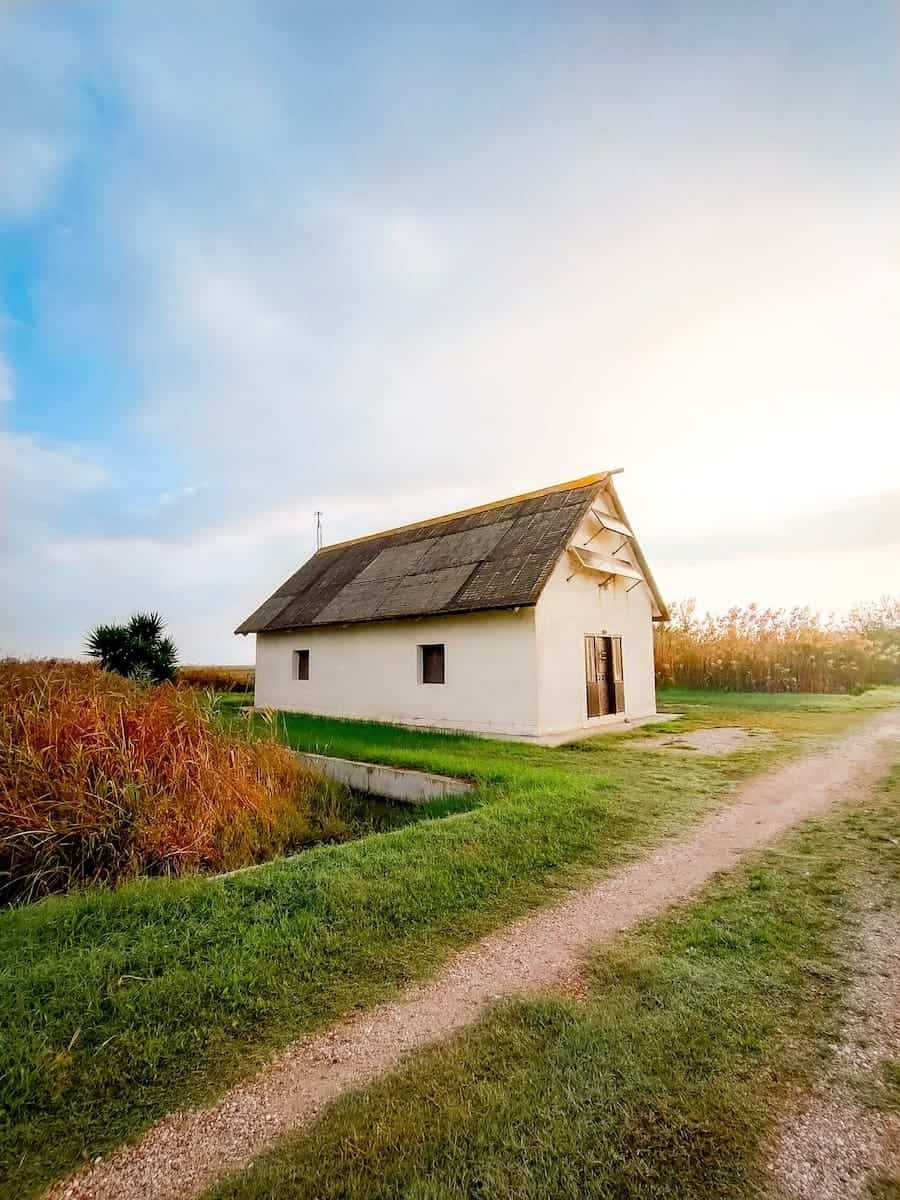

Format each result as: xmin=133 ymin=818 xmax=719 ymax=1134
xmin=314 ymin=510 xmax=324 ymax=550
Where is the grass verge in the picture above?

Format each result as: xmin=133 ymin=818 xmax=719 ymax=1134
xmin=1 ymin=689 xmax=896 ymax=1197
xmin=207 ymin=767 xmax=900 ymax=1200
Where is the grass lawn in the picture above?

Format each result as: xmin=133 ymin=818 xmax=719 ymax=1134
xmin=266 ymin=684 xmax=900 ymax=778
xmin=658 ymin=686 xmax=900 ymax=714
xmin=208 ymin=768 xmax=900 ymax=1200
xmin=2 ymin=688 xmax=897 ymax=1198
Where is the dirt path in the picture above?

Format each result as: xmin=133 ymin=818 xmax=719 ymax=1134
xmin=768 ymin=896 xmax=900 ymax=1199
xmin=51 ymin=710 xmax=900 ymax=1200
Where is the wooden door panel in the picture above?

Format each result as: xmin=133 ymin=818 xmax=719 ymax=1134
xmin=585 ymin=635 xmax=624 ymax=718
xmin=585 ymin=636 xmax=611 ymax=717
xmin=610 ymin=636 xmax=624 ymax=714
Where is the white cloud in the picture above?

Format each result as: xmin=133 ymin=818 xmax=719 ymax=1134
xmin=0 ymin=428 xmax=112 ymax=658
xmin=0 ymin=129 xmax=73 ymax=220
xmin=0 ymin=431 xmax=108 ymax=498
xmin=0 ymin=353 xmax=12 ymax=406
xmin=336 ymin=206 xmax=450 ymax=286
xmin=163 ymin=247 xmax=297 ymax=355
xmin=0 ymin=8 xmax=81 ymax=220
xmin=158 ymin=482 xmax=207 ymax=508
xmin=112 ymin=139 xmax=899 ymax=538
xmin=44 ymin=479 xmax=479 ymax=587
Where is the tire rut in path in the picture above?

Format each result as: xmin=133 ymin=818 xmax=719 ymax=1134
xmin=51 ymin=711 xmax=900 ymax=1200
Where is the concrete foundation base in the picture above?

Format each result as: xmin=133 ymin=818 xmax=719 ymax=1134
xmin=395 ymin=710 xmax=681 ymax=748
xmin=509 ymin=712 xmax=682 ymax=747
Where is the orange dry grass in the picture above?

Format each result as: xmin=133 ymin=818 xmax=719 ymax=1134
xmin=177 ymin=664 xmax=255 ymax=693
xmin=0 ymin=659 xmax=333 ymax=902
xmin=655 ymin=600 xmax=900 ymax=693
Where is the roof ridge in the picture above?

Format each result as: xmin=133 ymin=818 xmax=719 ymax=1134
xmin=319 ymin=470 xmax=618 ymax=553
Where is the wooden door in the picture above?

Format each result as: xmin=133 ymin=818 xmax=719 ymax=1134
xmin=585 ymin=636 xmax=612 ymax=717
xmin=585 ymin=636 xmax=624 ymax=717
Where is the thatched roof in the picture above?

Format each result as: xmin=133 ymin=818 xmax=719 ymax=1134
xmin=235 ymin=474 xmax=625 ymax=635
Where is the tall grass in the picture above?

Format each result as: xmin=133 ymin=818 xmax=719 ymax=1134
xmin=655 ymin=598 xmax=900 ymax=693
xmin=0 ymin=660 xmax=342 ymax=903
xmin=177 ymin=664 xmax=255 ymax=693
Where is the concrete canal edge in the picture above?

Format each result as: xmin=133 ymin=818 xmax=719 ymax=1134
xmin=294 ymin=751 xmax=475 ymax=805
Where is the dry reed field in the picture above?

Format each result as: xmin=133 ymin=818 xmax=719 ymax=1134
xmin=0 ymin=659 xmax=340 ymax=903
xmin=177 ymin=665 xmax=255 ymax=693
xmin=655 ymin=598 xmax=900 ymax=693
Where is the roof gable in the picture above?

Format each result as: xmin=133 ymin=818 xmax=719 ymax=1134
xmin=236 ymin=475 xmax=610 ymax=635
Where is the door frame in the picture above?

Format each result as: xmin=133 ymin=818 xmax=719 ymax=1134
xmin=584 ymin=634 xmax=625 ymax=718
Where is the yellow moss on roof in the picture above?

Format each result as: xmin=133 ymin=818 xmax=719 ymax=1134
xmin=321 ymin=470 xmax=620 ymax=552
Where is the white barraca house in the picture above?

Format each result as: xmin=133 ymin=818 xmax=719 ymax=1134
xmin=236 ymin=471 xmax=669 ymax=741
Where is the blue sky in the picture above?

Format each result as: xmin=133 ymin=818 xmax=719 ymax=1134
xmin=2 ymin=2 xmax=898 ymax=662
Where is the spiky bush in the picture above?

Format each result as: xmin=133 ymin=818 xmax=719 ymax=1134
xmin=655 ymin=599 xmax=900 ymax=693
xmin=0 ymin=660 xmax=347 ymax=903
xmin=86 ymin=611 xmax=178 ymax=684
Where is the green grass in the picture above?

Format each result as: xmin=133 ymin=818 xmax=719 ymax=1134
xmin=214 ymin=691 xmax=254 ymax=707
xmin=269 ymin=685 xmax=900 ymax=777
xmin=207 ymin=772 xmax=900 ymax=1200
xmin=339 ymin=789 xmax=476 ymax=835
xmin=868 ymin=1178 xmax=900 ymax=1199
xmin=659 ymin=685 xmax=900 ymax=713
xmin=868 ymin=1060 xmax=900 ymax=1113
xmin=1 ymin=688 xmax=896 ymax=1198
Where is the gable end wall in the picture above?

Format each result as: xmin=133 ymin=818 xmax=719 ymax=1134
xmin=534 ymin=492 xmax=657 ymax=735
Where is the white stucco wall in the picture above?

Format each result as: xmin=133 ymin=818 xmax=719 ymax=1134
xmin=533 ymin=499 xmax=658 ymax=735
xmin=253 ymin=607 xmax=540 ymax=736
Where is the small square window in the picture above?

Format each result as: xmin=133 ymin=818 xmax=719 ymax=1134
xmin=420 ymin=643 xmax=445 ymax=685
xmin=293 ymin=649 xmax=309 ymax=680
